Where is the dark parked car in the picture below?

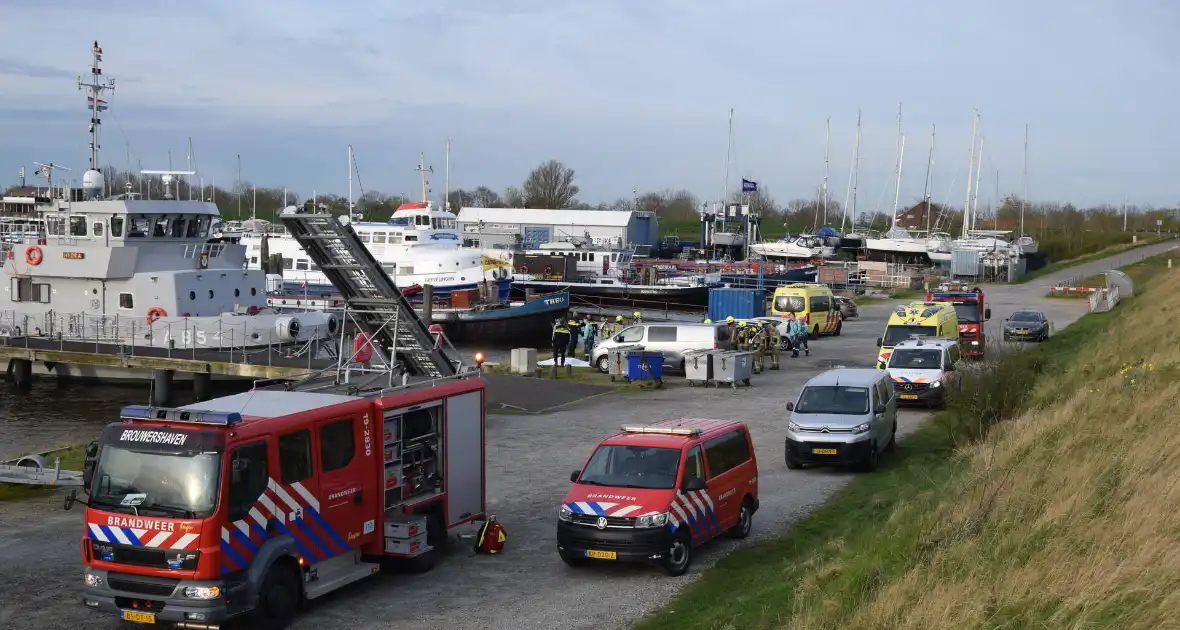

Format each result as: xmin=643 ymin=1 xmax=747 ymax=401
xmin=836 ymin=297 xmax=859 ymax=320
xmin=1003 ymin=310 xmax=1050 ymax=341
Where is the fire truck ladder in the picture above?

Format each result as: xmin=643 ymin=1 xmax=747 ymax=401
xmin=277 ymin=211 xmax=458 ymax=378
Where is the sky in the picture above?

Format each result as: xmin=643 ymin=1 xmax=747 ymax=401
xmin=1 ymin=0 xmax=1177 ymax=212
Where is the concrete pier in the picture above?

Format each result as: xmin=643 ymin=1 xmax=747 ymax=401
xmin=192 ymin=372 xmax=212 ymax=401
xmin=152 ymin=370 xmax=174 ymax=406
xmin=10 ymin=358 xmax=31 ymax=389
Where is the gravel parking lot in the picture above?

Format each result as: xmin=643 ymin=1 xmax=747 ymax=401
xmin=0 ymin=241 xmax=1172 ymax=630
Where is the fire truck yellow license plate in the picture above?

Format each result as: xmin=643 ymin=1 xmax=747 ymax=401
xmin=812 ymin=448 xmax=838 ymax=455
xmin=586 ymin=550 xmax=617 ymax=560
xmin=121 ymin=610 xmax=155 ymax=624
xmin=900 ymin=394 xmax=919 ymax=400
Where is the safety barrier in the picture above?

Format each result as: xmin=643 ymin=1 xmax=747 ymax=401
xmin=1088 ymin=285 xmax=1122 ymax=313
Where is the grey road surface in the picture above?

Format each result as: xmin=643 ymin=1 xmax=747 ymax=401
xmin=0 ymin=240 xmax=1171 ymax=630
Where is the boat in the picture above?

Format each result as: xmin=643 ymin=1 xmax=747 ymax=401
xmin=510 ymin=276 xmax=714 ymax=307
xmin=241 ymin=154 xmax=515 ymax=302
xmin=926 ymin=231 xmax=954 ymax=263
xmin=0 ymin=41 xmax=337 ymax=381
xmin=865 ymin=103 xmax=931 ymax=260
xmin=269 ymin=289 xmax=571 ymax=348
xmin=748 ymin=237 xmax=814 ymax=260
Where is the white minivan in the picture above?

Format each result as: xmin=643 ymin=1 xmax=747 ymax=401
xmin=784 ymin=368 xmax=898 ymax=471
xmin=592 ymin=322 xmax=733 ymax=373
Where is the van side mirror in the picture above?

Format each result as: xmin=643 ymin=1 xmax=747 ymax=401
xmin=876 ymin=337 xmax=883 ymax=347
xmin=875 ymin=404 xmax=887 ymax=414
xmin=984 ymin=307 xmax=992 ymax=320
xmin=682 ymin=476 xmax=707 ymax=492
xmin=784 ymin=401 xmax=794 ymax=411
xmin=82 ymin=440 xmax=99 ymax=493
xmin=945 ymin=363 xmax=956 ymax=372
xmin=569 ymin=470 xmax=581 ymax=483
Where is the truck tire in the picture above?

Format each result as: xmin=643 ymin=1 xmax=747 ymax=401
xmin=726 ymin=497 xmax=754 ymax=539
xmin=661 ymin=531 xmax=693 ymax=577
xmin=251 ymin=563 xmax=300 ymax=630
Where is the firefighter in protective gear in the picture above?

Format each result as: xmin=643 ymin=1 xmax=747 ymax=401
xmin=725 ymin=316 xmax=735 ymax=324
xmin=767 ymin=321 xmax=782 ymax=370
xmin=703 ymin=318 xmax=712 ymax=324
xmin=748 ymin=323 xmax=765 ymax=374
xmin=632 ymin=311 xmax=643 ymax=324
xmin=552 ymin=320 xmax=571 ymax=366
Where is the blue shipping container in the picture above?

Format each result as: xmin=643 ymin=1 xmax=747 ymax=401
xmin=708 ymin=288 xmax=766 ymax=321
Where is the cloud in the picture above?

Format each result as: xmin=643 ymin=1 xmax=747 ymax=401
xmin=0 ymin=0 xmax=1177 ymax=207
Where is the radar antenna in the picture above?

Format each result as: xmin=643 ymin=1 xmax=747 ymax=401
xmin=33 ymin=162 xmax=72 ymax=193
xmin=414 ymin=153 xmax=434 ymax=204
xmin=77 ymin=40 xmax=115 ymax=171
xmin=140 ymin=170 xmax=196 ymax=200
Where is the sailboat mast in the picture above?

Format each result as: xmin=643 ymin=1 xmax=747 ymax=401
xmin=962 ymin=110 xmax=979 ymax=239
xmin=924 ymin=124 xmax=935 ymax=234
xmin=822 ymin=117 xmax=830 ymax=226
xmin=1020 ymin=124 xmax=1028 ymax=236
xmin=889 ymin=102 xmax=903 ymax=230
xmin=414 ymin=153 xmax=434 ymax=204
xmin=722 ymin=108 xmax=733 ymax=211
xmin=850 ymin=109 xmax=861 ymax=229
xmin=841 ymin=109 xmax=861 ymax=232
xmin=236 ymin=154 xmax=242 ymax=221
xmin=445 ymin=138 xmax=452 ymax=211
xmin=348 ymin=145 xmax=353 ymax=215
xmin=971 ymin=136 xmax=986 ymax=231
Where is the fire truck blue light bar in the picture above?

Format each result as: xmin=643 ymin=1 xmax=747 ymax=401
xmin=120 ymin=405 xmax=242 ymax=426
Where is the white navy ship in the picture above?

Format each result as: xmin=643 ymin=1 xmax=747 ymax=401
xmin=0 ymin=41 xmax=336 ymax=380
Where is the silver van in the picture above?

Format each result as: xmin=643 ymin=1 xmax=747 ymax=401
xmin=591 ymin=322 xmax=733 ymax=373
xmin=783 ymin=368 xmax=897 ymax=471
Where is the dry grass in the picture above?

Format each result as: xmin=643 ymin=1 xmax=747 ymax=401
xmin=636 ymin=263 xmax=1180 ymax=630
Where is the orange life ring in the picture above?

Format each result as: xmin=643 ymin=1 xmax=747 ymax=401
xmin=146 ymin=307 xmax=167 ymax=324
xmin=518 ymin=265 xmax=529 ymax=274
xmin=25 ymin=246 xmax=42 ymax=266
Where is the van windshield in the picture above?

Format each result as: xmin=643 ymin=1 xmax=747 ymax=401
xmin=775 ymin=295 xmax=806 ymax=312
xmin=795 ymin=386 xmax=870 ymax=415
xmin=888 ymin=348 xmax=943 ymax=369
xmin=883 ymin=324 xmax=938 ymax=347
xmin=576 ymin=445 xmax=681 ymax=490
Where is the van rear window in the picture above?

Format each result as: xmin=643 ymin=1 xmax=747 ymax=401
xmin=775 ymin=295 xmax=805 ymax=312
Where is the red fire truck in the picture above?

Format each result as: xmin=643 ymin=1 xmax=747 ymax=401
xmin=76 ymin=374 xmax=486 ymax=629
xmin=925 ymin=284 xmax=992 ymax=357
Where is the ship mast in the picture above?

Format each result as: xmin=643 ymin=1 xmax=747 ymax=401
xmin=414 ymin=153 xmax=434 ymax=205
xmin=77 ymin=41 xmax=115 ymax=171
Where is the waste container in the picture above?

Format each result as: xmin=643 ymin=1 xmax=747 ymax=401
xmin=626 ymin=350 xmax=664 ymax=387
xmin=683 ymin=349 xmax=714 ymax=386
xmin=608 ymin=344 xmax=643 ymax=382
xmin=713 ymin=350 xmax=753 ymax=389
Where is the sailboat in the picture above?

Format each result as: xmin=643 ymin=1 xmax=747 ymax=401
xmin=1014 ymin=124 xmax=1038 ymax=254
xmin=951 ymin=113 xmax=1022 ymax=258
xmin=865 ymin=103 xmax=929 ymax=257
xmin=838 ymin=109 xmax=866 ymax=250
xmin=920 ymin=124 xmax=953 ymax=264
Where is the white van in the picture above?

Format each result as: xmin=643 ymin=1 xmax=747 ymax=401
xmin=592 ymin=322 xmax=733 ymax=373
xmin=784 ymin=368 xmax=898 ymax=471
xmin=884 ymin=337 xmax=960 ymax=407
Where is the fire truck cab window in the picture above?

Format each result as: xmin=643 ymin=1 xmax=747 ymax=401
xmin=278 ymin=430 xmax=313 ymax=483
xmin=320 ymin=418 xmax=355 ymax=472
xmin=227 ymin=441 xmax=269 ymax=522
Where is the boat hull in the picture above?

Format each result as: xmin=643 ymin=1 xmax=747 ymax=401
xmin=282 ymin=277 xmax=513 ymax=303
xmin=510 ymin=281 xmax=712 ymax=307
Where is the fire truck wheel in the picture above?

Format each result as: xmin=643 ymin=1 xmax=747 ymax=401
xmin=661 ymin=531 xmax=693 ymax=577
xmin=252 ymin=563 xmax=300 ymax=629
xmin=726 ymin=497 xmax=754 ymax=539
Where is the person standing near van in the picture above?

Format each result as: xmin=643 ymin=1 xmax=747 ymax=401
xmin=749 ymin=324 xmax=766 ymax=374
xmin=786 ymin=313 xmax=809 ymax=358
xmin=567 ymin=319 xmax=581 ymax=356
xmin=552 ymin=320 xmax=571 ymax=366
xmin=581 ymin=315 xmax=597 ymax=361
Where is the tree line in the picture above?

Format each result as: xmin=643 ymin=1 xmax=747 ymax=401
xmin=5 ymin=159 xmax=1176 ymax=256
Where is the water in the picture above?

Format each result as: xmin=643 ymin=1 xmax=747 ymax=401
xmin=0 ymin=344 xmax=501 ymax=459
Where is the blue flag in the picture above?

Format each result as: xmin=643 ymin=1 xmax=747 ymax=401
xmin=741 ymin=179 xmax=757 ymax=193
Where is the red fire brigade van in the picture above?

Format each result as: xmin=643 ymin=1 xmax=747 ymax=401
xmin=77 ymin=375 xmax=486 ymax=629
xmin=557 ymin=419 xmax=759 ymax=576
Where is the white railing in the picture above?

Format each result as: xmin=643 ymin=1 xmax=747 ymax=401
xmin=0 ymin=309 xmax=331 ymax=366
xmin=1088 ymin=285 xmax=1122 ymax=313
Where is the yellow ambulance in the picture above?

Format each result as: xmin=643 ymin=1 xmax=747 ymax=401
xmin=770 ymin=283 xmax=841 ymax=338
xmin=875 ymin=301 xmax=959 ymax=368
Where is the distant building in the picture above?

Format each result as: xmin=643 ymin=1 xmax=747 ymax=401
xmin=455 ymin=207 xmax=659 ymax=251
xmin=895 ymin=200 xmax=949 ymax=230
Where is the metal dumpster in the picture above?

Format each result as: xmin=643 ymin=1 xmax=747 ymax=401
xmin=626 ymin=350 xmax=664 ymax=387
xmin=713 ymin=350 xmax=754 ymax=388
xmin=683 ymin=349 xmax=714 ymax=386
xmin=608 ymin=344 xmax=643 ymax=382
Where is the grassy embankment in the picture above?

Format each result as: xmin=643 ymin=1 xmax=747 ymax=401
xmin=635 ymin=251 xmax=1180 ymax=630
xmin=0 ymin=444 xmax=87 ymax=502
xmin=1017 ymin=235 xmax=1165 ymax=285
